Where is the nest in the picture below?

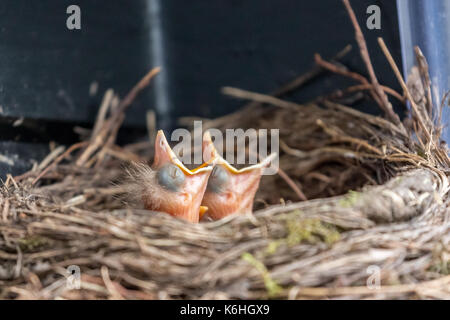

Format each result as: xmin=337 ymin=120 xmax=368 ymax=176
xmin=1 ymin=2 xmax=449 ymax=300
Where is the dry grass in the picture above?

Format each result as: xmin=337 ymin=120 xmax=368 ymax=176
xmin=1 ymin=68 xmax=448 ymax=299
xmin=0 ymin=1 xmax=449 ymax=300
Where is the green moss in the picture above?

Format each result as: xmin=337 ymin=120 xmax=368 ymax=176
xmin=286 ymin=218 xmax=340 ymax=246
xmin=429 ymin=260 xmax=449 ymax=275
xmin=286 ymin=218 xmax=314 ymax=245
xmin=242 ymin=252 xmax=283 ymax=298
xmin=265 ymin=240 xmax=282 ymax=255
xmin=416 ymin=149 xmax=426 ymax=158
xmin=339 ymin=190 xmax=361 ymax=208
xmin=265 ymin=217 xmax=341 ymax=255
xmin=428 ymin=244 xmax=449 ymax=275
xmin=18 ymin=236 xmax=50 ymax=252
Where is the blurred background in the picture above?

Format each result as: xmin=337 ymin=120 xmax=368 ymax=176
xmin=0 ymin=0 xmax=406 ymax=176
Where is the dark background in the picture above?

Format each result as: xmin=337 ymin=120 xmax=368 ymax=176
xmin=0 ymin=0 xmax=402 ymax=176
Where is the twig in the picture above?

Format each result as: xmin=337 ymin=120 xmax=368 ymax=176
xmin=91 ymin=89 xmax=114 ymax=139
xmin=322 ymin=100 xmax=406 ymax=137
xmin=316 ymin=119 xmax=383 ymax=155
xmin=76 ymin=67 xmax=160 ymax=167
xmin=437 ymin=91 xmax=450 ymax=136
xmin=272 ymin=45 xmax=352 ymax=97
xmin=277 ymin=168 xmax=307 ymax=201
xmin=2 ymin=199 xmax=9 ymax=222
xmin=5 ymin=174 xmax=18 ymax=189
xmin=32 ymin=141 xmax=88 ymax=186
xmin=102 ymin=145 xmax=145 ymax=163
xmin=101 ymin=266 xmax=124 ymax=300
xmin=292 ymin=275 xmax=450 ymax=297
xmin=377 ymin=38 xmax=431 ymax=143
xmin=326 ymin=83 xmax=405 ymax=104
xmin=314 ymin=53 xmax=368 ymax=85
xmin=37 ymin=146 xmax=66 ymax=171
xmin=342 ymin=0 xmax=401 ymax=125
xmin=204 ymin=46 xmax=352 ymax=130
xmin=222 ymin=87 xmax=298 ymax=109
xmin=315 ymin=53 xmax=383 ymax=107
xmin=414 ymin=46 xmax=433 ymax=115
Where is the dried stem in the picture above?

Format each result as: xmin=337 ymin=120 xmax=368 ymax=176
xmin=342 ymin=0 xmax=402 ymax=126
xmin=76 ymin=67 xmax=160 ymax=167
xmin=377 ymin=38 xmax=431 ymax=142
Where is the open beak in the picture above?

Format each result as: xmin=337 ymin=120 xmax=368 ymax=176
xmin=201 ymin=131 xmax=277 ymax=220
xmin=143 ymin=130 xmax=214 ymax=223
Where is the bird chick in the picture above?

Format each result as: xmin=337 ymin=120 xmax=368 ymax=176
xmin=129 ymin=130 xmax=215 ymax=223
xmin=201 ymin=131 xmax=277 ymax=220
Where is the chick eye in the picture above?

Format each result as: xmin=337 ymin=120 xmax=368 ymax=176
xmin=207 ymin=165 xmax=229 ymax=193
xmin=157 ymin=163 xmax=185 ymax=191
